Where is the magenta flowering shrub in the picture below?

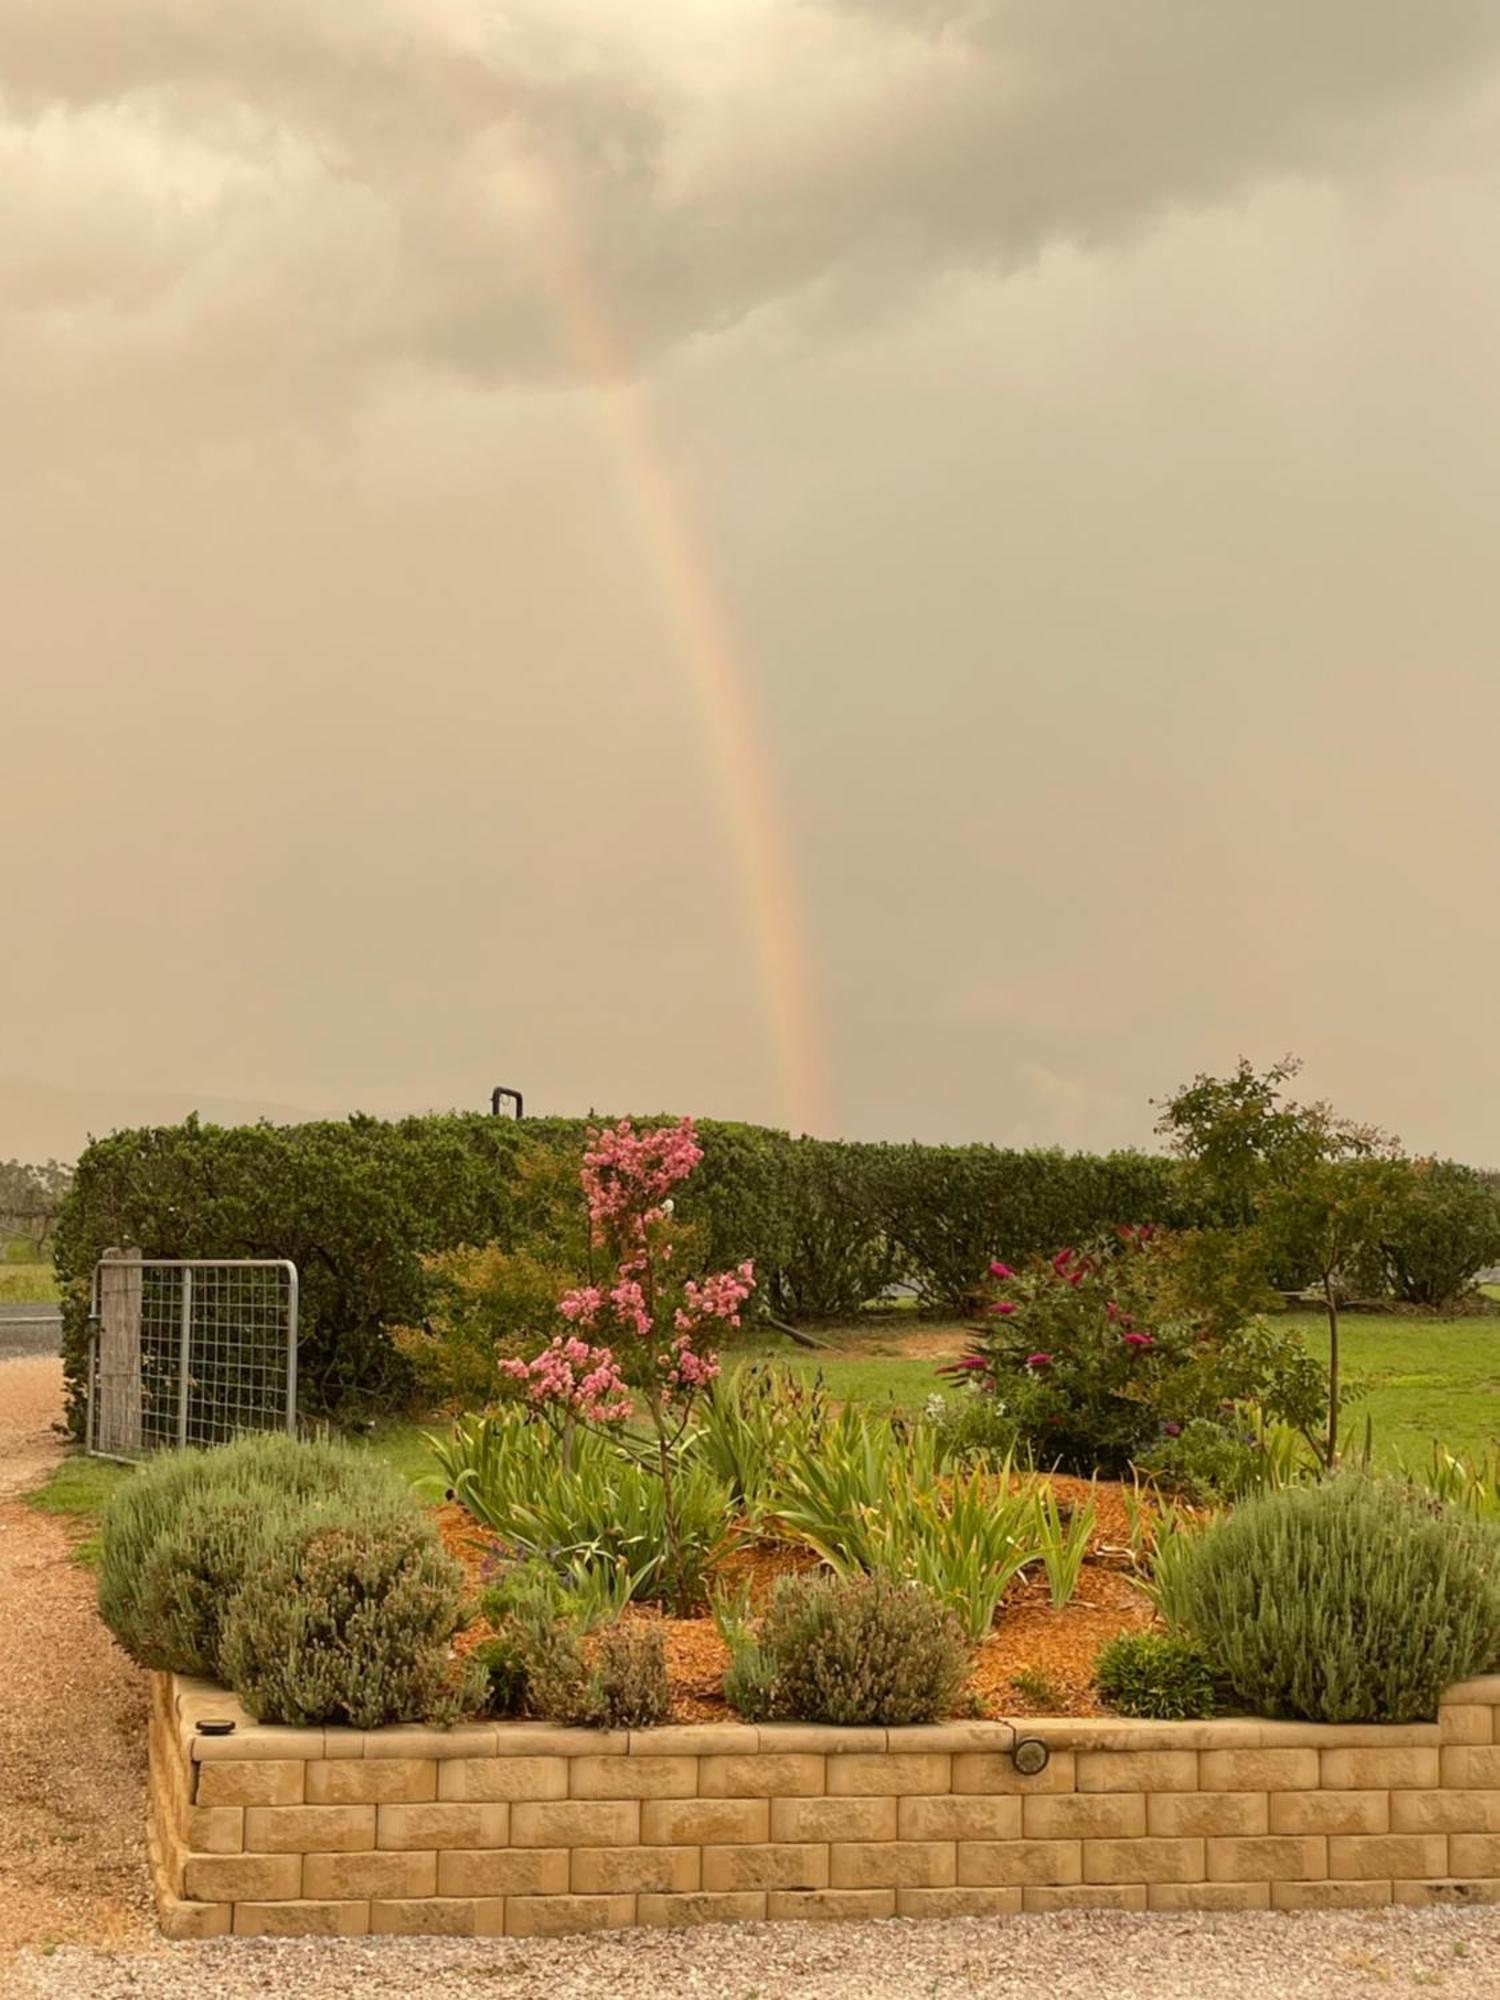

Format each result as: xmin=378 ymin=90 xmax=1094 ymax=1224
xmin=499 ymin=1117 xmax=755 ymax=1610
xmin=949 ymin=1229 xmax=1324 ymax=1476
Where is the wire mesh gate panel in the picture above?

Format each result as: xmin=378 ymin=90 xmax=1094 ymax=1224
xmin=86 ymin=1256 xmax=298 ymax=1460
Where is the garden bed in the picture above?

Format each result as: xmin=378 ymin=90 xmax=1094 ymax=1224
xmin=149 ymin=1668 xmax=1500 ymax=1940
xmin=434 ymin=1474 xmax=1159 ymax=1722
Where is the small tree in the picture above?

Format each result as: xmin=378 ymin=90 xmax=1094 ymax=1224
xmin=499 ymin=1118 xmax=754 ymax=1613
xmin=1257 ymin=1155 xmax=1403 ymax=1466
xmin=1157 ymin=1057 xmax=1398 ymax=1467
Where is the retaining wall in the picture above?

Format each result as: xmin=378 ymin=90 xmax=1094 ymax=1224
xmin=149 ymin=1670 xmax=1500 ymax=1938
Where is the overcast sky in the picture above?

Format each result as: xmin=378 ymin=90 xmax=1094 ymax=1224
xmin=5 ymin=1 xmax=1500 ymax=1164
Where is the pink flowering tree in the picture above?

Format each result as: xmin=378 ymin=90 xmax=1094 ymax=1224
xmin=499 ymin=1118 xmax=754 ymax=1608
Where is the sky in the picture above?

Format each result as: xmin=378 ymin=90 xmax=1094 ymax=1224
xmin=4 ymin=1 xmax=1500 ymax=1166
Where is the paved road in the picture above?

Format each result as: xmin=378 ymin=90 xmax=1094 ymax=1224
xmin=0 ymin=1305 xmax=61 ymax=1360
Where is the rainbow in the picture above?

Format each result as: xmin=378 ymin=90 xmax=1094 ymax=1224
xmin=527 ymin=191 xmax=830 ymax=1137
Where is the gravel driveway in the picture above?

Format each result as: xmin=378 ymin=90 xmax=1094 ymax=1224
xmin=11 ymin=1905 xmax=1500 ymax=1999
xmin=5 ymin=1358 xmax=1500 ymax=1995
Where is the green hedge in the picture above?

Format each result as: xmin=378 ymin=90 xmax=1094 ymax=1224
xmin=57 ymin=1110 xmax=1498 ymax=1429
xmin=55 ymin=1114 xmax=1188 ymax=1427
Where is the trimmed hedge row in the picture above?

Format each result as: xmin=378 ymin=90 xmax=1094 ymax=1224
xmin=55 ymin=1112 xmax=1500 ymax=1427
xmin=54 ymin=1114 xmax=1185 ymax=1425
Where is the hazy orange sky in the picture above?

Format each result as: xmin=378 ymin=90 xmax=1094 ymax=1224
xmin=4 ymin=2 xmax=1499 ymax=1164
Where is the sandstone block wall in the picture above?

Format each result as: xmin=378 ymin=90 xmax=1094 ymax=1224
xmin=148 ymin=1672 xmax=1500 ymax=1938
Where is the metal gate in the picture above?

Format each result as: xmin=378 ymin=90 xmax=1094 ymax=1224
xmin=86 ymin=1255 xmax=298 ymax=1460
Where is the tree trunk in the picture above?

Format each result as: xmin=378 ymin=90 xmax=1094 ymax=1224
xmin=1324 ymin=1275 xmax=1340 ymax=1469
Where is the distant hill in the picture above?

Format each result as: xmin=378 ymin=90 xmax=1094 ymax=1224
xmin=0 ymin=1076 xmax=326 ymax=1166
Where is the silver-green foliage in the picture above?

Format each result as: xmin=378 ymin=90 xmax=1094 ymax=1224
xmin=731 ymin=1572 xmax=968 ymax=1726
xmin=1172 ymin=1475 xmax=1500 ymax=1723
xmin=97 ymin=1433 xmax=406 ymax=1676
xmin=220 ymin=1495 xmax=483 ymax=1728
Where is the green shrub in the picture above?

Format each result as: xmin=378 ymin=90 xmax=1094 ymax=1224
xmin=587 ymin=1622 xmax=670 ymax=1728
xmin=1173 ymin=1476 xmax=1500 ymax=1723
xmin=97 ymin=1433 xmax=404 ymax=1673
xmin=1095 ymin=1632 xmax=1218 ymax=1720
xmin=925 ymin=1391 xmax=1024 ymax=1468
xmin=1376 ymin=1160 xmax=1500 ymax=1309
xmin=220 ymin=1496 xmax=482 ymax=1728
xmin=955 ymin=1229 xmax=1327 ymax=1476
xmin=1133 ymin=1418 xmax=1266 ymax=1502
xmin=734 ymin=1573 xmax=968 ymax=1726
xmin=56 ymin=1112 xmax=1201 ymax=1426
xmin=431 ymin=1409 xmax=735 ymax=1613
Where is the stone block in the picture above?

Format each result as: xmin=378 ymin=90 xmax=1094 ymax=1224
xmin=1149 ymin=1882 xmax=1270 ymax=1911
xmin=766 ymin=1889 xmax=895 ymax=1922
xmin=635 ymin=1892 xmax=765 ymax=1928
xmin=702 ymin=1844 xmax=827 ymax=1892
xmin=1076 ymin=1751 xmax=1198 ymax=1794
xmin=571 ymin=1847 xmax=700 ymax=1894
xmin=641 ymin=1799 xmax=769 ymax=1846
xmin=306 ymin=1759 xmax=436 ymax=1805
xmin=231 ymin=1901 xmax=368 ymax=1936
xmin=438 ymin=1848 xmax=571 ymax=1896
xmin=628 ymin=1725 xmax=759 ymax=1755
xmin=1321 ymin=1748 xmax=1440 ymax=1790
xmin=243 ymin=1804 xmax=375 ymax=1854
xmin=196 ymin=1760 xmax=305 ymax=1808
xmin=439 ymin=1757 xmax=567 ymax=1803
xmin=377 ymin=1802 xmax=509 ymax=1851
xmin=1328 ymin=1834 xmax=1447 ymax=1881
xmin=1440 ymin=1705 xmax=1494 ymax=1747
xmin=1205 ymin=1836 xmax=1326 ymax=1883
xmin=303 ymin=1851 xmax=438 ymax=1900
xmin=183 ymin=1852 xmax=303 ymax=1902
xmin=1393 ymin=1791 xmax=1500 ymax=1834
xmin=181 ymin=1806 xmax=245 ymax=1854
xmin=958 ymin=1839 xmax=1081 ymax=1887
xmin=829 ymin=1841 xmax=956 ymax=1889
xmin=755 ymin=1726 xmax=887 ymax=1756
xmin=1443 ymin=1747 xmax=1500 ymax=1789
xmin=1199 ymin=1750 xmax=1318 ymax=1793
xmin=1148 ymin=1793 xmax=1267 ymax=1839
xmin=1268 ymin=1792 xmax=1389 ymax=1837
xmin=369 ymin=1897 xmax=477 ymax=1935
xmin=570 ymin=1755 xmax=698 ymax=1800
xmin=952 ymin=1750 xmax=1076 ymax=1796
xmin=155 ymin=1892 xmax=233 ymax=1940
xmin=897 ymin=1795 xmax=1021 ymax=1842
xmin=510 ymin=1800 xmax=639 ymax=1848
xmin=1083 ymin=1838 xmax=1204 ymax=1885
xmin=363 ymin=1726 xmax=497 ymax=1762
xmin=1271 ymin=1880 xmax=1393 ymax=1910
xmin=827 ymin=1754 xmax=952 ymax=1796
xmin=772 ymin=1796 xmax=898 ymax=1844
xmin=1022 ymin=1884 xmax=1147 ymax=1912
xmin=1394 ymin=1879 xmax=1500 ymax=1906
xmin=896 ymin=1887 xmax=1022 ymax=1917
xmin=699 ymin=1754 xmax=825 ymax=1798
xmin=1449 ymin=1834 xmax=1500 ymax=1877
xmin=1023 ymin=1794 xmax=1146 ymax=1841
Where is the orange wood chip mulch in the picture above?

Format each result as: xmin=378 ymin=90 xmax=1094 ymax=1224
xmin=435 ymin=1477 xmax=1160 ymax=1723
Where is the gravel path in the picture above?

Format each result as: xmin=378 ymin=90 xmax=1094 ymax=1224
xmin=10 ymin=1906 xmax=1500 ymax=1999
xmin=4 ymin=1359 xmax=1500 ymax=1994
xmin=0 ymin=1357 xmax=152 ymax=1961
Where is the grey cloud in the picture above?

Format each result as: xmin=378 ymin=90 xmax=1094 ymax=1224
xmin=1 ymin=0 xmax=1497 ymax=425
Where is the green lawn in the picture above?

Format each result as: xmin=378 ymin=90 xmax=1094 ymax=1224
xmin=25 ymin=1307 xmax=1500 ymax=1538
xmin=0 ymin=1260 xmax=58 ymax=1303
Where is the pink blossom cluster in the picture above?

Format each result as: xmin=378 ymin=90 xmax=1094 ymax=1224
xmin=581 ymin=1117 xmax=703 ymax=1262
xmin=674 ymin=1261 xmax=756 ymax=1333
xmin=499 ymin=1334 xmax=633 ymax=1424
